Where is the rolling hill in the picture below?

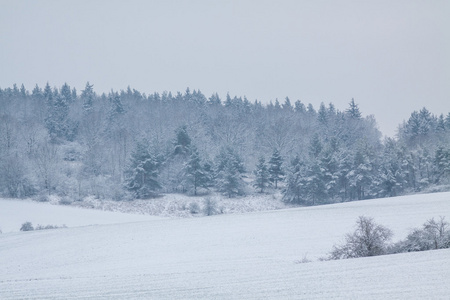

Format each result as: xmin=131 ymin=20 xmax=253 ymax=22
xmin=1 ymin=192 xmax=449 ymax=299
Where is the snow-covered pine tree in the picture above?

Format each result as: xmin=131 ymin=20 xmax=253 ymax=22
xmin=174 ymin=125 xmax=191 ymax=156
xmin=45 ymin=89 xmax=76 ymax=142
xmin=184 ymin=147 xmax=209 ymax=195
xmin=346 ymin=98 xmax=362 ymax=119
xmin=434 ymin=146 xmax=450 ymax=183
xmin=81 ymin=82 xmax=95 ymax=113
xmin=347 ymin=146 xmax=376 ymax=200
xmin=215 ymin=148 xmax=245 ymax=197
xmin=253 ymin=156 xmax=269 ymax=193
xmin=282 ymin=156 xmax=307 ymax=204
xmin=305 ymin=160 xmax=327 ymax=205
xmin=124 ymin=140 xmax=160 ymax=199
xmin=108 ymin=91 xmax=125 ymax=120
xmin=268 ymin=149 xmax=284 ymax=189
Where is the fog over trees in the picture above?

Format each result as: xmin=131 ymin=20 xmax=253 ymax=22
xmin=1 ymin=83 xmax=450 ymax=204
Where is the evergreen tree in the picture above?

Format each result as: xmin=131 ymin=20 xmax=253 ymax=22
xmin=215 ymin=148 xmax=245 ymax=197
xmin=445 ymin=113 xmax=450 ymax=130
xmin=309 ymin=134 xmax=323 ymax=158
xmin=294 ymin=100 xmax=306 ymax=113
xmin=216 ymin=159 xmax=243 ymax=198
xmin=268 ymin=149 xmax=284 ymax=188
xmin=282 ymin=97 xmax=293 ymax=111
xmin=81 ymin=82 xmax=95 ymax=113
xmin=19 ymin=84 xmax=28 ymax=99
xmin=45 ymin=91 xmax=75 ymax=142
xmin=253 ymin=157 xmax=269 ymax=193
xmin=346 ymin=98 xmax=362 ymax=119
xmin=174 ymin=125 xmax=191 ymax=156
xmin=124 ymin=140 xmax=160 ymax=199
xmin=184 ymin=147 xmax=209 ymax=195
xmin=282 ymin=156 xmax=307 ymax=204
xmin=31 ymin=84 xmax=43 ymax=100
xmin=347 ymin=147 xmax=375 ymax=200
xmin=318 ymin=102 xmax=328 ymax=125
xmin=305 ymin=160 xmax=327 ymax=205
xmin=434 ymin=146 xmax=450 ymax=183
xmin=108 ymin=91 xmax=125 ymax=120
xmin=60 ymin=83 xmax=73 ymax=104
xmin=43 ymin=82 xmax=53 ymax=106
xmin=319 ymin=146 xmax=340 ymax=200
xmin=208 ymin=93 xmax=221 ymax=106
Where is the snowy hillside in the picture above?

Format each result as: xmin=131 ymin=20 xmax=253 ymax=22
xmin=0 ymin=198 xmax=160 ymax=233
xmin=1 ymin=192 xmax=450 ymax=299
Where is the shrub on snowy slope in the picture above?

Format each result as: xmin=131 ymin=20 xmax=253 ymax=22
xmin=329 ymin=216 xmax=450 ymax=261
xmin=20 ymin=221 xmax=34 ymax=231
xmin=330 ymin=216 xmax=393 ymax=259
xmin=391 ymin=216 xmax=450 ymax=253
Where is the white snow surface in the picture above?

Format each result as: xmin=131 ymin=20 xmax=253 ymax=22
xmin=1 ymin=192 xmax=450 ymax=299
xmin=0 ymin=198 xmax=159 ymax=233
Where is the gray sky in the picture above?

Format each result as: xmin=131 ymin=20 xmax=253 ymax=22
xmin=1 ymin=0 xmax=449 ymax=137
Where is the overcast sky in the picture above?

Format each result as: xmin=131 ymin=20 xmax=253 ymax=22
xmin=1 ymin=0 xmax=449 ymax=137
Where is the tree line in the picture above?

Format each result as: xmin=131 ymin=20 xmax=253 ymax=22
xmin=1 ymin=82 xmax=450 ymax=204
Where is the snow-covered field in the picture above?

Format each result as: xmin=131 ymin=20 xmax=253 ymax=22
xmin=0 ymin=198 xmax=160 ymax=233
xmin=1 ymin=192 xmax=450 ymax=299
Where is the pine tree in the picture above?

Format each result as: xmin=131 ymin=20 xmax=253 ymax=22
xmin=81 ymin=82 xmax=95 ymax=113
xmin=282 ymin=156 xmax=307 ymax=204
xmin=318 ymin=102 xmax=328 ymax=125
xmin=282 ymin=97 xmax=293 ymax=111
xmin=184 ymin=148 xmax=209 ymax=195
xmin=268 ymin=149 xmax=284 ymax=189
xmin=124 ymin=140 xmax=160 ymax=199
xmin=215 ymin=148 xmax=245 ymax=197
xmin=309 ymin=134 xmax=323 ymax=159
xmin=347 ymin=147 xmax=375 ymax=200
xmin=305 ymin=160 xmax=327 ymax=205
xmin=108 ymin=91 xmax=125 ymax=120
xmin=253 ymin=157 xmax=269 ymax=193
xmin=217 ymin=160 xmax=242 ymax=198
xmin=174 ymin=125 xmax=191 ymax=156
xmin=320 ymin=146 xmax=340 ymax=200
xmin=346 ymin=98 xmax=362 ymax=119
xmin=434 ymin=146 xmax=450 ymax=183
xmin=45 ymin=92 xmax=71 ymax=142
xmin=43 ymin=82 xmax=53 ymax=106
xmin=60 ymin=83 xmax=73 ymax=104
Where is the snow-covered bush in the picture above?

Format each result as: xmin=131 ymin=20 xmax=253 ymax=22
xmin=59 ymin=196 xmax=73 ymax=205
xmin=330 ymin=216 xmax=393 ymax=259
xmin=34 ymin=193 xmax=49 ymax=202
xmin=20 ymin=222 xmax=34 ymax=231
xmin=391 ymin=216 xmax=450 ymax=253
xmin=189 ymin=202 xmax=200 ymax=214
xmin=35 ymin=224 xmax=67 ymax=230
xmin=203 ymin=197 xmax=218 ymax=216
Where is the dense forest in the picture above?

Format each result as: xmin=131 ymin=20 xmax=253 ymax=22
xmin=1 ymin=83 xmax=450 ymax=205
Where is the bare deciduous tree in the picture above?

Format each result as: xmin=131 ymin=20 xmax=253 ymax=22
xmin=330 ymin=216 xmax=393 ymax=259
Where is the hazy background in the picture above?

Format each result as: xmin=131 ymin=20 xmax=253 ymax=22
xmin=1 ymin=0 xmax=449 ymax=137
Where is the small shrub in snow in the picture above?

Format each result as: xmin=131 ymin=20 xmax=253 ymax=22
xmin=34 ymin=194 xmax=49 ymax=202
xmin=59 ymin=196 xmax=73 ymax=205
xmin=391 ymin=216 xmax=450 ymax=253
xmin=294 ymin=254 xmax=312 ymax=264
xmin=20 ymin=222 xmax=34 ymax=231
xmin=330 ymin=216 xmax=393 ymax=259
xmin=203 ymin=197 xmax=218 ymax=216
xmin=35 ymin=224 xmax=67 ymax=230
xmin=189 ymin=202 xmax=200 ymax=214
